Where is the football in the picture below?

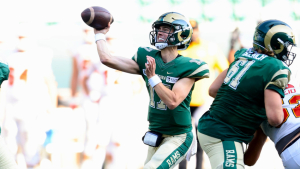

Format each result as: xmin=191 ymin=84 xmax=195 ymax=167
xmin=81 ymin=6 xmax=114 ymax=30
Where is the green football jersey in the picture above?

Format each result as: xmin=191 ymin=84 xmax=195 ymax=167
xmin=198 ymin=48 xmax=290 ymax=143
xmin=0 ymin=62 xmax=9 ymax=87
xmin=132 ymin=47 xmax=209 ymax=135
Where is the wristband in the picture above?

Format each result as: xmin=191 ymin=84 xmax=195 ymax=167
xmin=148 ymin=75 xmax=161 ymax=88
xmin=95 ymin=33 xmax=106 ymax=43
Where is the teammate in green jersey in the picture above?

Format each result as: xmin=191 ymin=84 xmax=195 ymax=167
xmin=0 ymin=61 xmax=18 ymax=169
xmin=93 ymin=12 xmax=209 ymax=169
xmin=197 ymin=20 xmax=298 ymax=169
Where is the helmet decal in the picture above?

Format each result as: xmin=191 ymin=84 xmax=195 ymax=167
xmin=176 ymin=28 xmax=192 ymax=42
xmin=160 ymin=13 xmax=186 ymax=22
xmin=253 ymin=19 xmax=297 ymax=66
xmin=264 ymin=25 xmax=295 ymax=53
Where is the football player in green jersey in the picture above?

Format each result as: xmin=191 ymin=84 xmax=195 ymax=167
xmin=197 ymin=20 xmax=297 ymax=169
xmin=93 ymin=12 xmax=210 ymax=169
xmin=0 ymin=61 xmax=18 ymax=169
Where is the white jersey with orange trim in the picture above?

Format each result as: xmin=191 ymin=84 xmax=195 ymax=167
xmin=5 ymin=51 xmax=29 ymax=104
xmin=261 ymin=85 xmax=300 ymax=145
xmin=73 ymin=43 xmax=107 ymax=97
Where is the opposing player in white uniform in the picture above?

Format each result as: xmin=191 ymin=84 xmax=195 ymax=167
xmin=245 ymin=85 xmax=300 ymax=168
xmin=70 ymin=27 xmax=109 ymax=168
xmin=2 ymin=29 xmax=57 ymax=168
xmin=244 ymin=46 xmax=300 ymax=168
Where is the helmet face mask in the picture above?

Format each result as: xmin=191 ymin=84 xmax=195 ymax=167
xmin=253 ymin=19 xmax=297 ymax=66
xmin=149 ymin=12 xmax=193 ymax=50
xmin=149 ymin=25 xmax=174 ymax=50
xmin=285 ymin=44 xmax=299 ymax=66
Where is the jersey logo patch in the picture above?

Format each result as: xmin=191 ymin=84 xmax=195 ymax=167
xmin=189 ymin=59 xmax=202 ymax=65
xmin=166 ymin=76 xmax=179 ymax=83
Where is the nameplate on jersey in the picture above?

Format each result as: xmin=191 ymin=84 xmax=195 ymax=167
xmin=166 ymin=76 xmax=179 ymax=84
xmin=142 ymin=131 xmax=164 ymax=147
xmin=241 ymin=51 xmax=268 ymax=61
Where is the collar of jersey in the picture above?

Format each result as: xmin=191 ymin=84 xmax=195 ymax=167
xmin=156 ymin=53 xmax=181 ymax=71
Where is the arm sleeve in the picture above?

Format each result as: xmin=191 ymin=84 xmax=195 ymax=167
xmin=131 ymin=47 xmax=154 ymax=76
xmin=132 ymin=49 xmax=138 ymax=63
xmin=184 ymin=61 xmax=210 ymax=81
xmin=265 ymin=68 xmax=290 ymax=91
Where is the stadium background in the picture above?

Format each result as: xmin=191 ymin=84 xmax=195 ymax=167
xmin=1 ymin=0 xmax=300 ymax=88
xmin=0 ymin=0 xmax=300 ymax=169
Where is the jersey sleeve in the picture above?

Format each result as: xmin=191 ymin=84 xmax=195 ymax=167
xmin=266 ymin=84 xmax=285 ymax=98
xmin=0 ymin=62 xmax=9 ymax=86
xmin=180 ymin=58 xmax=210 ymax=81
xmin=132 ymin=47 xmax=153 ymax=75
xmin=265 ymin=64 xmax=290 ymax=98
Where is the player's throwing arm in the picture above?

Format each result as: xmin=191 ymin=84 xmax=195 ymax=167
xmin=81 ymin=6 xmax=140 ymax=74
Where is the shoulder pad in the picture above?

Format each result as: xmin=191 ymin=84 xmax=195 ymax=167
xmin=132 ymin=47 xmax=158 ymax=62
xmin=266 ymin=66 xmax=291 ymax=90
xmin=234 ymin=48 xmax=252 ymax=60
xmin=178 ymin=57 xmax=210 ymax=80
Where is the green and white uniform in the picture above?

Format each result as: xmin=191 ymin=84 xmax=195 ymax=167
xmin=133 ymin=46 xmax=209 ymax=135
xmin=197 ymin=48 xmax=290 ymax=169
xmin=132 ymin=47 xmax=209 ymax=169
xmin=198 ymin=48 xmax=290 ymax=143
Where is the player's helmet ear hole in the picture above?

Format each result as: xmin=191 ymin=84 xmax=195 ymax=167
xmin=273 ymin=43 xmax=280 ymax=49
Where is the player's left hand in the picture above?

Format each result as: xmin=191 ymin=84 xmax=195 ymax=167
xmin=145 ymin=56 xmax=156 ymax=78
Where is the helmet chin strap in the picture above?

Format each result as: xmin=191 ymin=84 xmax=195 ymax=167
xmin=155 ymin=42 xmax=168 ymax=50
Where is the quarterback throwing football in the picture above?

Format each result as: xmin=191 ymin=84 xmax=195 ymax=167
xmin=94 ymin=12 xmax=210 ymax=169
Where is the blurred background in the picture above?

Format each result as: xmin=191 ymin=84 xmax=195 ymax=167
xmin=0 ymin=0 xmax=299 ymax=169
